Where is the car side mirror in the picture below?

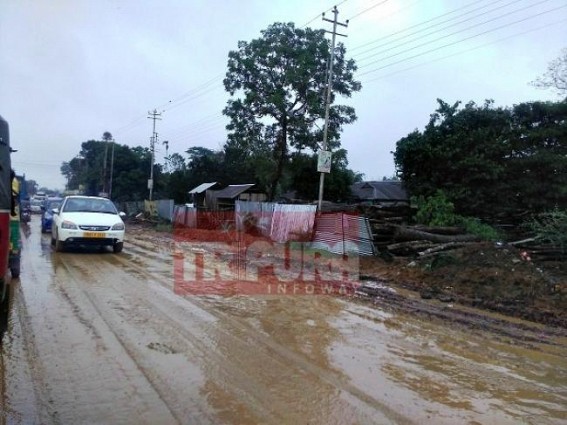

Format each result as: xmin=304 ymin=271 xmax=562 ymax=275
xmin=119 ymin=211 xmax=126 ymax=218
xmin=52 ymin=208 xmax=59 ymax=214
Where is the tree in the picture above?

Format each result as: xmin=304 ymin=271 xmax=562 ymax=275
xmin=288 ymin=149 xmax=362 ymax=202
xmin=530 ymin=47 xmax=567 ymax=97
xmin=394 ymin=99 xmax=567 ymax=218
xmin=61 ymin=140 xmax=154 ymax=201
xmin=223 ymin=22 xmax=361 ymax=200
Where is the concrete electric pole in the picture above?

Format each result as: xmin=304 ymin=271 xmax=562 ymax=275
xmin=317 ymin=6 xmax=348 ymax=213
xmin=147 ymin=109 xmax=162 ymax=201
xmin=109 ymin=139 xmax=115 ymax=199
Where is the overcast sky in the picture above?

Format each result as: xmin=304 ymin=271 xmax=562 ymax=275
xmin=1 ymin=0 xmax=566 ymax=191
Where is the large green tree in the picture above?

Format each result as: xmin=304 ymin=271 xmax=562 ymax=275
xmin=394 ymin=99 xmax=567 ymax=218
xmin=62 ymin=140 xmax=157 ymax=202
xmin=223 ymin=22 xmax=361 ymax=200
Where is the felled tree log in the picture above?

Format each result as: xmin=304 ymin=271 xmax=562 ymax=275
xmin=386 ymin=240 xmax=434 ymax=255
xmin=418 ymin=242 xmax=475 ymax=257
xmin=394 ymin=226 xmax=479 ymax=243
xmin=412 ymin=225 xmax=466 ymax=235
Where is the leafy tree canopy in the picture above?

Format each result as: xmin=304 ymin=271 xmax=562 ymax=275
xmin=394 ymin=99 xmax=567 ymax=218
xmin=223 ymin=22 xmax=361 ymax=199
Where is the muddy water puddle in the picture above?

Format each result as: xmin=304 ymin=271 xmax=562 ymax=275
xmin=0 ymin=218 xmax=565 ymax=424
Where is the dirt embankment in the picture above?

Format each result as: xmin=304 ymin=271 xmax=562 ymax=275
xmin=359 ymin=242 xmax=567 ymax=329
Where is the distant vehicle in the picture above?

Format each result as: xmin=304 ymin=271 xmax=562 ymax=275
xmin=41 ymin=197 xmax=63 ymax=233
xmin=30 ymin=198 xmax=43 ymax=214
xmin=51 ymin=195 xmax=126 ymax=253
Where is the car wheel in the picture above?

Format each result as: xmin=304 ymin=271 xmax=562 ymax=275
xmin=54 ymin=231 xmax=64 ymax=252
xmin=10 ymin=260 xmax=20 ymax=279
xmin=113 ymin=242 xmax=123 ymax=253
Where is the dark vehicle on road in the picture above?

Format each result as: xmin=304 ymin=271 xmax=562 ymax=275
xmin=0 ymin=115 xmax=12 ymax=304
xmin=41 ymin=197 xmax=63 ymax=233
xmin=0 ymin=115 xmax=17 ymax=340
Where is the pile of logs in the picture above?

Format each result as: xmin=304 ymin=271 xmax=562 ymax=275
xmin=510 ymin=238 xmax=566 ymax=262
xmin=370 ymin=222 xmax=480 ymax=257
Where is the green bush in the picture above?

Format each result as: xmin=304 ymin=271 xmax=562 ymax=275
xmin=413 ymin=190 xmax=500 ymax=240
xmin=458 ymin=216 xmax=501 ymax=241
xmin=530 ymin=208 xmax=567 ymax=253
xmin=412 ymin=190 xmax=457 ymax=227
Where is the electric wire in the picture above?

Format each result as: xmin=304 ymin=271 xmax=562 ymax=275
xmin=301 ymin=0 xmax=350 ymax=28
xmin=353 ymin=0 xmax=529 ymax=60
xmin=359 ymin=18 xmax=567 ymax=84
xmin=350 ymin=0 xmax=494 ymax=52
xmin=356 ymin=4 xmax=567 ymax=77
xmin=346 ymin=0 xmax=390 ymax=21
xmin=355 ymin=0 xmax=555 ymax=65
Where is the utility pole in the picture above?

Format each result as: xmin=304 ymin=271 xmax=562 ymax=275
xmin=317 ymin=6 xmax=348 ymax=213
xmin=147 ymin=109 xmax=162 ymax=201
xmin=109 ymin=139 xmax=115 ymax=199
xmin=102 ymin=142 xmax=108 ymax=194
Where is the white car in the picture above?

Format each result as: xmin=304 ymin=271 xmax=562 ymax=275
xmin=51 ymin=196 xmax=126 ymax=253
xmin=30 ymin=198 xmax=44 ymax=214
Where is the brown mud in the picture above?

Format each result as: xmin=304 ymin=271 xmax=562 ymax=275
xmin=359 ymin=242 xmax=567 ymax=329
xmin=3 ymin=218 xmax=564 ymax=425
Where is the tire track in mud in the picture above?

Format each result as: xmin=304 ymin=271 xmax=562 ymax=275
xmin=4 ymin=228 xmax=65 ymax=425
xmin=63 ymin=249 xmax=408 ymax=425
xmin=106 ymin=237 xmax=416 ymax=425
xmin=121 ymin=232 xmax=567 ymax=424
xmin=12 ymin=223 xmax=180 ymax=425
xmin=59 ymin=255 xmax=270 ymax=425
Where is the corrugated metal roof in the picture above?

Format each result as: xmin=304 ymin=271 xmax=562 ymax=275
xmin=311 ymin=213 xmax=375 ymax=256
xmin=351 ymin=181 xmax=408 ymax=201
xmin=188 ymin=182 xmax=218 ymax=194
xmin=213 ymin=184 xmax=255 ymax=199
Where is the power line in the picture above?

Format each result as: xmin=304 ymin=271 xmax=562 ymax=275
xmin=163 ymin=114 xmax=225 ymax=141
xmin=359 ymin=18 xmax=567 ymax=85
xmin=346 ymin=0 xmax=390 ymax=21
xmin=301 ymin=0 xmax=350 ymax=28
xmin=356 ymin=4 xmax=567 ymax=77
xmin=112 ymin=74 xmax=224 ymax=138
xmin=350 ymin=0 xmax=494 ymax=52
xmin=353 ymin=0 xmax=528 ymax=61
xmin=355 ymin=0 xmax=554 ymax=66
xmin=161 ymin=75 xmax=224 ymax=113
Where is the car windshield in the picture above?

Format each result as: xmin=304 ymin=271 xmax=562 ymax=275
xmin=64 ymin=198 xmax=117 ymax=214
xmin=47 ymin=201 xmax=62 ymax=210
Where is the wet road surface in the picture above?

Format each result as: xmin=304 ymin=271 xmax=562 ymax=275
xmin=1 ymin=216 xmax=566 ymax=424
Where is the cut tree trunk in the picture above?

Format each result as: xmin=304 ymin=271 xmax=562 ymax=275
xmin=394 ymin=226 xmax=479 ymax=243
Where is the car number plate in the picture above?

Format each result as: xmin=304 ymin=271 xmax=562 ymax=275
xmin=84 ymin=232 xmax=105 ymax=238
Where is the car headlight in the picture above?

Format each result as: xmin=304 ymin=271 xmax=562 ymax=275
xmin=112 ymin=222 xmax=125 ymax=231
xmin=61 ymin=220 xmax=78 ymax=229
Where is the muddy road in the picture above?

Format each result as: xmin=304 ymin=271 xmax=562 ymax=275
xmin=1 ymin=216 xmax=566 ymax=424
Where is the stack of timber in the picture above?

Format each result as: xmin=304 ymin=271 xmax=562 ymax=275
xmin=510 ymin=238 xmax=567 ymax=262
xmin=368 ymin=223 xmax=479 ymax=257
